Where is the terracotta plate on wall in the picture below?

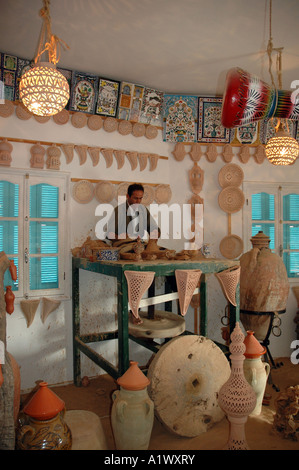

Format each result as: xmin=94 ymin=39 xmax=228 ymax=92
xmin=219 ymin=234 xmax=244 ymax=259
xmin=218 ymin=186 xmax=245 ymax=213
xmin=72 ymin=180 xmax=94 ymax=204
xmin=218 ymin=163 xmax=244 ymax=188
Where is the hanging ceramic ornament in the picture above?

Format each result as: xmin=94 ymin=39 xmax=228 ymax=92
xmin=145 ymin=125 xmax=158 ymax=140
xmin=75 ymin=144 xmax=88 ymax=165
xmin=71 ymin=112 xmax=87 ymax=129
xmin=124 ymin=271 xmax=155 ymax=323
xmin=222 ymin=144 xmax=234 ymax=162
xmin=149 ymin=153 xmax=159 ymax=171
xmin=87 ymin=146 xmax=101 ymax=166
xmin=20 ymin=299 xmax=40 ymax=327
xmin=34 ymin=114 xmax=50 ymax=124
xmin=5 ymin=285 xmax=15 ymax=314
xmin=126 ymin=151 xmax=138 ymax=171
xmin=0 ymin=138 xmax=13 ymax=166
xmin=132 ymin=122 xmax=145 ymax=137
xmin=46 ymin=144 xmax=61 ymax=170
xmin=101 ymin=148 xmax=114 ymax=168
xmin=254 ymin=145 xmax=266 ymax=164
xmin=113 ymin=149 xmax=126 ymax=169
xmin=103 ymin=116 xmax=118 ymax=133
xmin=239 ymin=144 xmax=251 ymax=163
xmin=137 ymin=152 xmax=148 ymax=171
xmin=118 ymin=120 xmax=132 ymax=136
xmin=189 ymin=143 xmax=202 ymax=162
xmin=206 ymin=143 xmax=218 ymax=162
xmin=189 ymin=163 xmax=204 ymax=195
xmin=215 ymin=266 xmax=240 ymax=306
xmin=175 ymin=269 xmax=202 ymax=316
xmin=172 ymin=142 xmax=186 ymax=161
xmin=41 ymin=297 xmax=61 ymax=323
xmin=61 ymin=143 xmax=74 ymax=164
xmin=30 ymin=142 xmax=45 ymax=169
xmin=15 ymin=102 xmax=32 ymax=120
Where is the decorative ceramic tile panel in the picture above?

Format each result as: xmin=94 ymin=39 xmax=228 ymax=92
xmin=235 ymin=122 xmax=259 ymax=144
xmin=0 ymin=53 xmax=18 ymax=101
xmin=117 ymin=82 xmax=144 ymax=121
xmin=57 ymin=67 xmax=72 ymax=110
xmin=15 ymin=57 xmax=31 ymax=101
xmin=70 ymin=71 xmax=99 ymax=114
xmin=139 ymin=87 xmax=164 ymax=125
xmin=163 ymin=95 xmax=198 ymax=142
xmin=95 ymin=78 xmax=120 ymax=117
xmin=198 ymin=97 xmax=230 ymax=143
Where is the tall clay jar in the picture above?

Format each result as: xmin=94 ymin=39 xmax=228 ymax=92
xmin=243 ymin=331 xmax=270 ymax=416
xmin=111 ymin=361 xmax=154 ymax=450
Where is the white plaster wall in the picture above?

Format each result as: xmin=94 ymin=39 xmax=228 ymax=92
xmin=0 ymin=111 xmax=298 ymax=391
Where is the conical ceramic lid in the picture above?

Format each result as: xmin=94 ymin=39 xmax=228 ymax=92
xmin=117 ymin=361 xmax=150 ymax=391
xmin=23 ymin=381 xmax=65 ymax=420
xmin=244 ymin=330 xmax=266 ymax=358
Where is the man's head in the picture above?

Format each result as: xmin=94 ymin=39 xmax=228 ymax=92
xmin=127 ymin=183 xmax=144 ymax=206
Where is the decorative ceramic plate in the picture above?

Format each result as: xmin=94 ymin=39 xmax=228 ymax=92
xmin=218 ymin=187 xmax=245 ymax=213
xmin=117 ymin=182 xmax=129 ymax=200
xmin=118 ymin=120 xmax=133 ymax=136
xmin=72 ymin=180 xmax=94 ymax=204
xmin=53 ymin=109 xmax=69 ymax=125
xmin=15 ymin=103 xmax=32 ymax=120
xmin=142 ymin=185 xmax=155 ymax=205
xmin=219 ymin=234 xmax=244 ymax=259
xmin=95 ymin=181 xmax=116 ymax=203
xmin=218 ymin=163 xmax=244 ymax=188
xmin=145 ymin=125 xmax=158 ymax=140
xmin=155 ymin=184 xmax=172 ymax=204
xmin=87 ymin=115 xmax=103 ymax=131
xmin=34 ymin=115 xmax=50 ymax=124
xmin=132 ymin=122 xmax=145 ymax=137
xmin=71 ymin=112 xmax=87 ymax=128
xmin=0 ymin=100 xmax=14 ymax=118
xmin=103 ymin=117 xmax=118 ymax=133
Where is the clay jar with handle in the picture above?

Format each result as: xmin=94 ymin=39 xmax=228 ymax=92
xmin=243 ymin=331 xmax=270 ymax=416
xmin=16 ymin=382 xmax=72 ymax=450
xmin=111 ymin=361 xmax=154 ymax=450
xmin=5 ymin=285 xmax=15 ymax=314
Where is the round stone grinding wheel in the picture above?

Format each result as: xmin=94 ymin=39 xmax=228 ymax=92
xmin=129 ymin=310 xmax=185 ymax=339
xmin=147 ymin=335 xmax=231 ymax=437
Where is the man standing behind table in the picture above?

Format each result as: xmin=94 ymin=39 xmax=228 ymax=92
xmin=106 ymin=183 xmax=160 ymax=241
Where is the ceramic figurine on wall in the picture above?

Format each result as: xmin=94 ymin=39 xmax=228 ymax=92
xmin=239 ymin=144 xmax=251 ymax=163
xmin=172 ymin=142 xmax=186 ymax=161
xmin=222 ymin=144 xmax=234 ymax=162
xmin=46 ymin=145 xmax=61 ymax=170
xmin=30 ymin=142 xmax=45 ymax=169
xmin=0 ymin=139 xmax=13 ymax=166
xmin=254 ymin=145 xmax=266 ymax=164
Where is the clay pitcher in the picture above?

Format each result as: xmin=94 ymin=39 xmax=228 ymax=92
xmin=111 ymin=361 xmax=154 ymax=450
xmin=5 ymin=286 xmax=15 ymax=314
xmin=243 ymin=331 xmax=270 ymax=416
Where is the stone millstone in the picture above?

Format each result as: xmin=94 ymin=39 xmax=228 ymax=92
xmin=129 ymin=310 xmax=185 ymax=339
xmin=147 ymin=335 xmax=230 ymax=437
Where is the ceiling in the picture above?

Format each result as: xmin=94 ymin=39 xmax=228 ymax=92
xmin=1 ymin=0 xmax=299 ymax=97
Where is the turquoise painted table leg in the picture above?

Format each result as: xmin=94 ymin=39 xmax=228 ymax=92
xmin=200 ymin=275 xmax=208 ymax=336
xmin=117 ymin=274 xmax=130 ymax=376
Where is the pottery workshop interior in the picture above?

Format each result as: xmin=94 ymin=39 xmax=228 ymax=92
xmin=0 ymin=0 xmax=299 ymax=452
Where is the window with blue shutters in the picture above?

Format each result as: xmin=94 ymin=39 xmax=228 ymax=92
xmin=243 ymin=182 xmax=299 ymax=280
xmin=0 ymin=169 xmax=70 ymax=299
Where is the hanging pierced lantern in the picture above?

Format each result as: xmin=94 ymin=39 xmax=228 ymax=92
xmin=265 ymin=123 xmax=299 ymax=165
xmin=19 ymin=0 xmax=69 ymax=117
xmin=19 ymin=62 xmax=69 ymax=116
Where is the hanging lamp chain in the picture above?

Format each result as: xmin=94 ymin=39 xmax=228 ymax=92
xmin=34 ymin=0 xmax=69 ymax=65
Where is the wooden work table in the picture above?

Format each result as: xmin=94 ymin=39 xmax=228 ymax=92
xmin=72 ymin=257 xmax=240 ymax=385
